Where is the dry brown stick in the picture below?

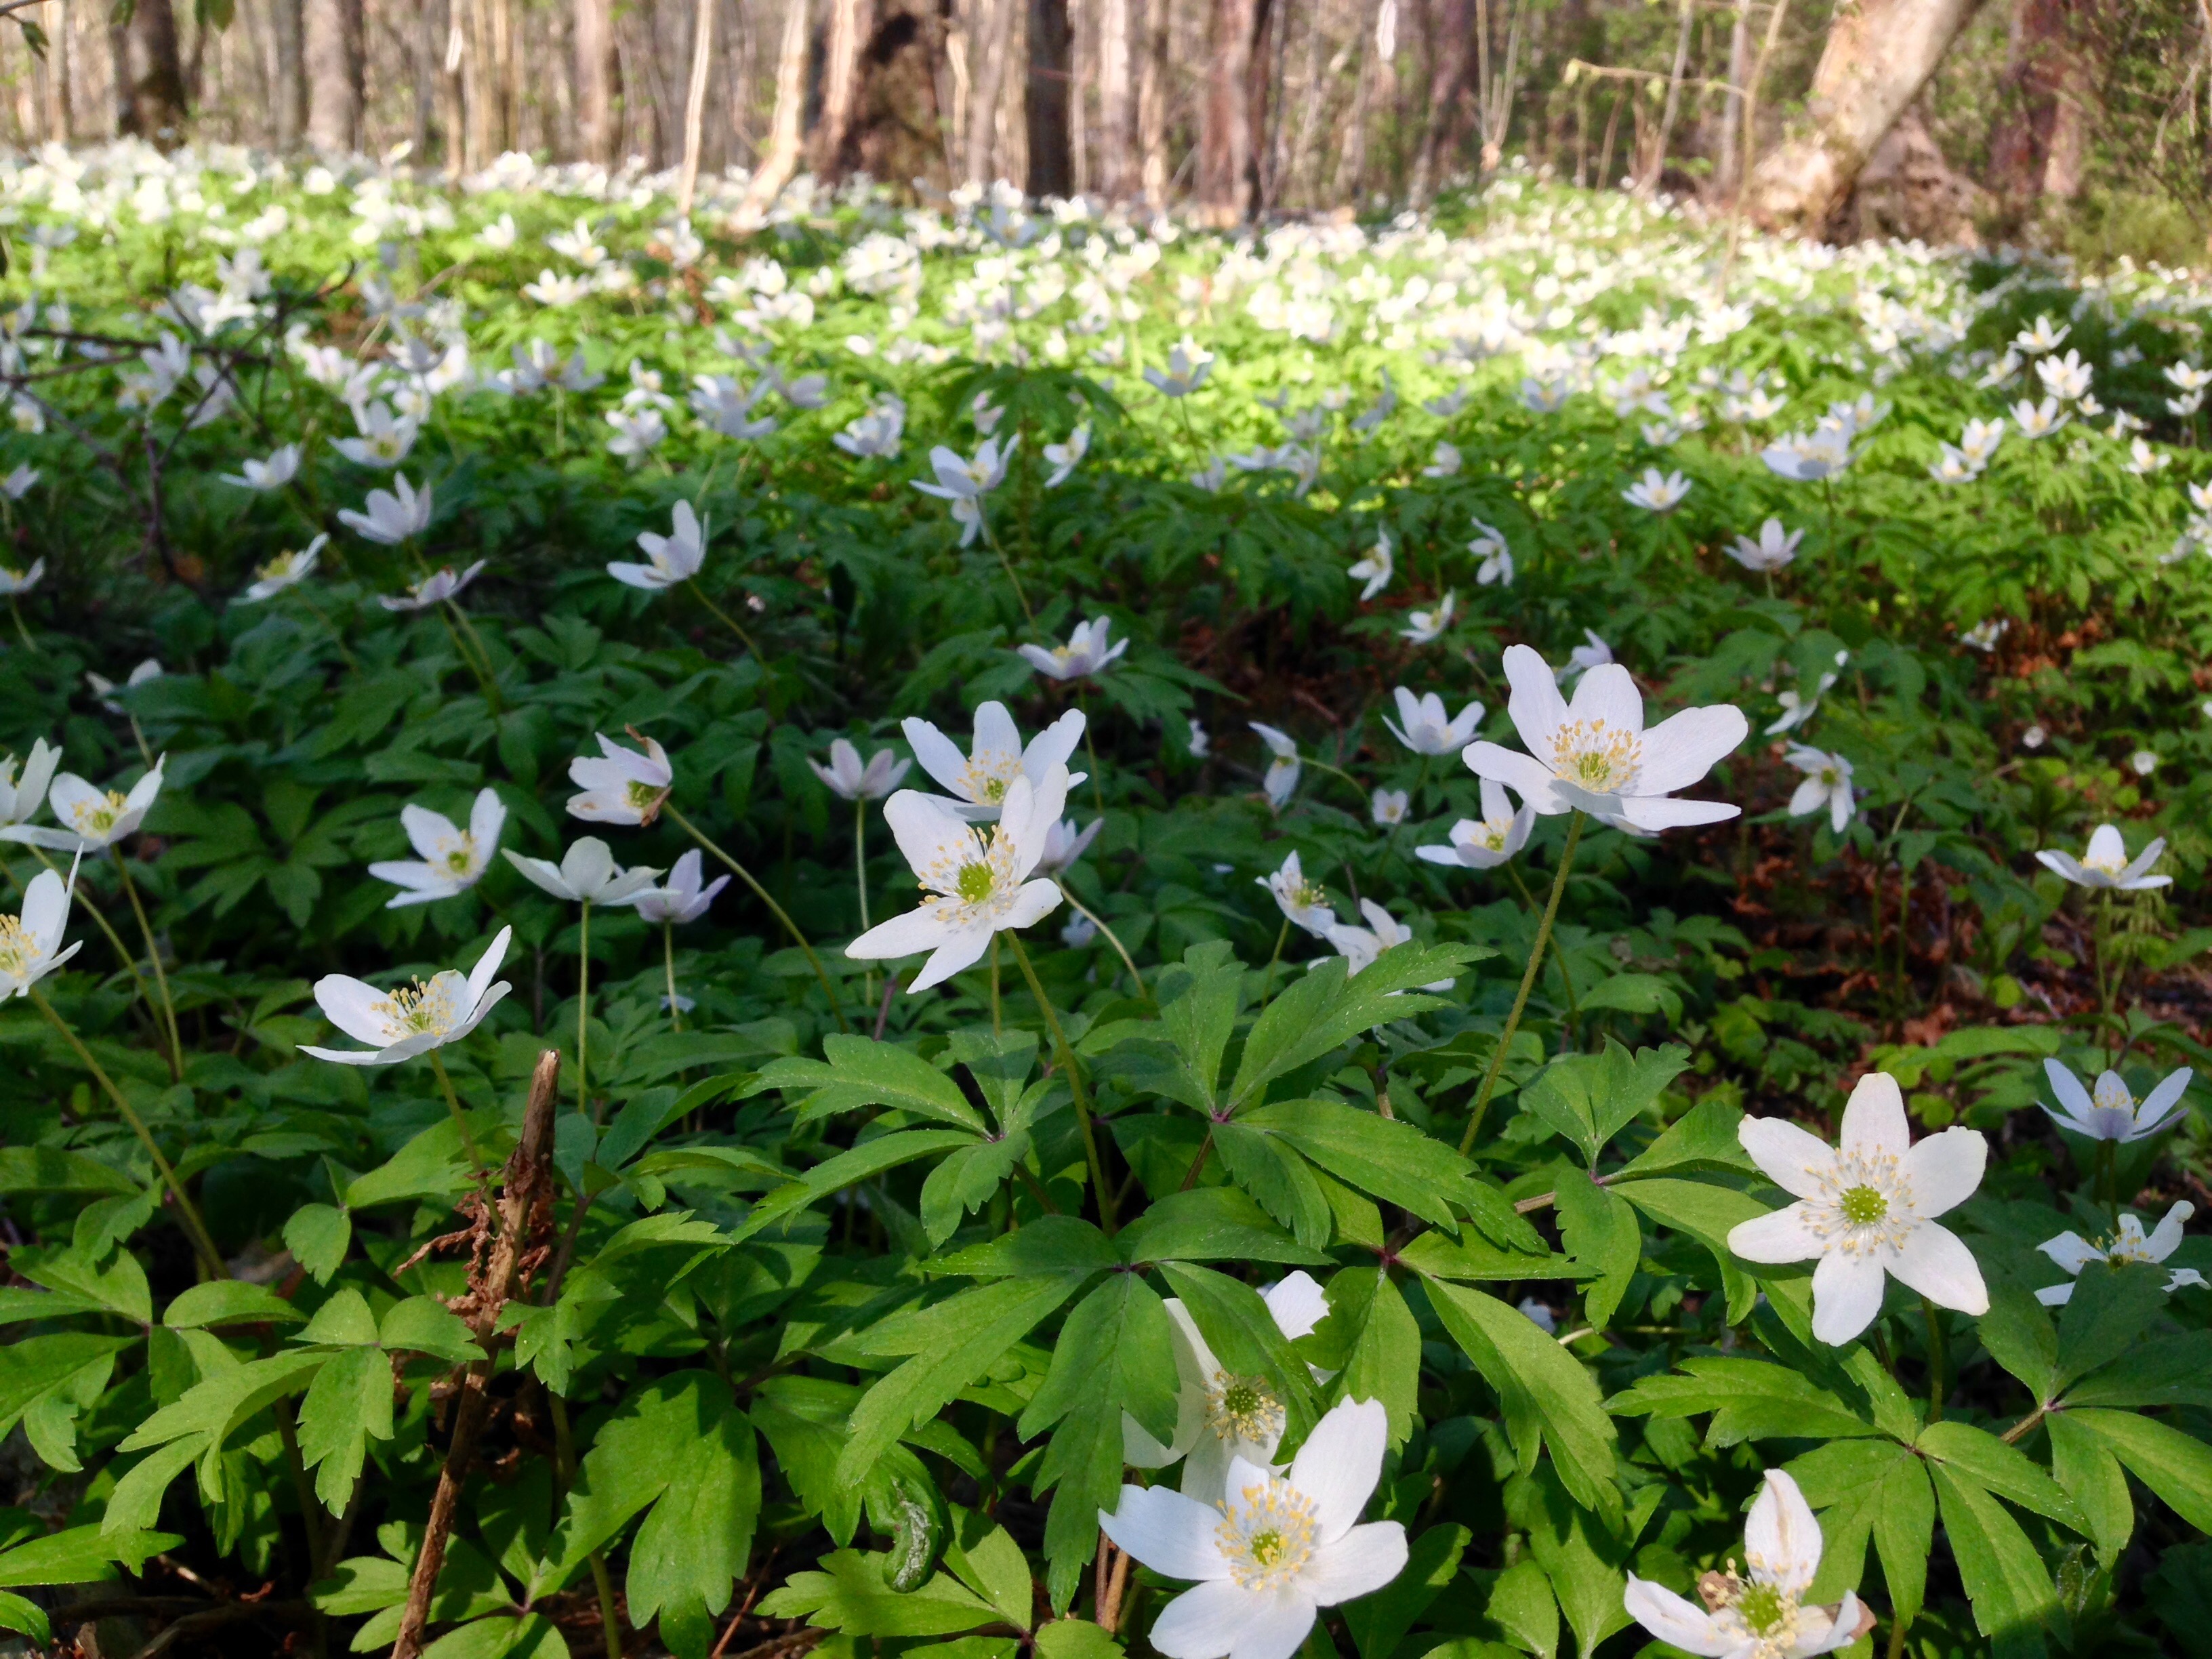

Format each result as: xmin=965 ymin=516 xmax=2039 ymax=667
xmin=390 ymin=1049 xmax=561 ymax=1659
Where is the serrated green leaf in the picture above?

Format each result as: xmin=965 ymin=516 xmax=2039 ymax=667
xmin=748 ymin=1036 xmax=985 ymax=1132
xmin=1929 ymin=1461 xmax=2057 ymax=1659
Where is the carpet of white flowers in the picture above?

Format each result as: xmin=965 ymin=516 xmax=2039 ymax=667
xmin=4 ymin=138 xmax=2212 ymax=1659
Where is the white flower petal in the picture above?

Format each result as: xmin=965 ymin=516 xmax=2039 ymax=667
xmin=1635 ymin=703 xmax=1749 ymax=796
xmin=1297 ymin=1520 xmax=1407 ymax=1605
xmin=1809 ymin=1249 xmax=1889 ymax=1345
xmin=1262 ymin=1271 xmax=1330 ymax=1340
xmin=1744 ymin=1469 xmax=1822 ymax=1595
xmin=1887 ymin=1223 xmax=1987 ymax=1315
xmin=1902 ymin=1127 xmax=1986 ymax=1217
xmin=1622 ymin=1576 xmax=1729 ymax=1656
xmin=1738 ymin=1118 xmax=1838 ymax=1200
xmin=1099 ymin=1485 xmax=1231 ymax=1582
xmin=1288 ymin=1397 xmax=1387 ymax=1542
xmin=1727 ymin=1202 xmax=1823 ymax=1265
xmin=1147 ymin=1580 xmax=1265 ymax=1659
xmin=1839 ymin=1071 xmax=1910 ymax=1160
xmin=1225 ymin=1589 xmax=1322 ymax=1659
xmin=1500 ymin=644 xmax=1570 ymax=758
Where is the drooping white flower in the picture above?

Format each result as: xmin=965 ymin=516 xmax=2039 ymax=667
xmin=1422 ymin=442 xmax=1461 ymax=478
xmin=834 ymin=394 xmax=906 ymax=460
xmin=339 ymin=474 xmax=434 ymax=544
xmin=504 ymin=838 xmax=663 ymax=905
xmin=2036 ymin=1203 xmax=2207 ymax=1305
xmin=1144 ymin=338 xmax=1214 ymax=398
xmin=903 ymin=702 xmax=1086 ymax=823
xmin=1784 ymin=745 xmax=1854 ymax=834
xmin=1370 ymin=788 xmax=1408 ymax=827
xmin=1121 ymin=1273 xmax=1328 ymax=1492
xmin=1249 ymin=724 xmax=1301 ymax=809
xmin=1463 ymin=645 xmax=1746 ymax=835
xmin=2131 ymin=750 xmax=2159 ymax=777
xmin=609 ymin=501 xmax=705 ymax=590
xmin=380 ymin=561 xmax=487 ymax=613
xmin=1761 ymin=430 xmax=1853 ymax=483
xmin=1727 ymin=519 xmax=1803 ymax=573
xmin=1416 ymin=779 xmax=1534 ymax=872
xmin=1563 ymin=630 xmax=1613 ymax=682
xmin=1728 ymin=1072 xmax=1989 ymax=1345
xmin=368 ymin=788 xmax=507 ymax=909
xmin=0 ymin=740 xmax=59 ymax=831
xmin=1259 ymin=851 xmax=1334 ymax=937
xmin=241 ymin=535 xmax=327 ymax=602
xmin=0 ymin=558 xmax=42 ymax=596
xmin=333 ymin=400 xmax=420 ymax=468
xmin=606 ymin=406 xmax=670 ymax=461
xmin=1623 ymin=468 xmax=1692 ymax=512
xmin=1401 ymin=591 xmax=1455 ymax=644
xmin=846 ymin=766 xmax=1069 ymax=992
xmin=1623 ymin=1469 xmax=1866 ymax=1659
xmin=2010 ymin=396 xmax=2068 ymax=440
xmin=1348 ymin=531 xmax=1393 ymax=601
xmin=810 ymin=738 xmax=912 ymax=802
xmin=1384 ymin=687 xmax=1483 ymax=756
xmin=567 ymin=731 xmax=673 ymax=825
xmin=2036 ymin=824 xmax=2169 ymax=891
xmin=1099 ymin=1396 xmax=1408 ymax=1659
xmin=2039 ymin=1058 xmax=2190 ymax=1143
xmin=1018 ymin=617 xmax=1128 ymax=682
xmin=1187 ymin=719 xmax=1211 ymax=760
xmin=0 ymin=863 xmax=83 ymax=998
xmin=220 ymin=443 xmax=304 ymax=491
xmin=1043 ymin=423 xmax=1090 ymax=487
xmin=1035 ymin=816 xmax=1103 ymax=878
xmin=1927 ymin=444 xmax=1980 ymax=485
xmin=689 ymin=375 xmax=777 ymax=441
xmin=1324 ymin=900 xmax=1450 ymax=985
xmin=4 ymin=760 xmax=166 ymax=853
xmin=87 ymin=659 xmax=163 ymax=712
xmin=625 ymin=848 xmax=730 ymax=925
xmin=301 ymin=926 xmax=514 ymax=1065
xmin=1 ymin=464 xmax=39 ymax=501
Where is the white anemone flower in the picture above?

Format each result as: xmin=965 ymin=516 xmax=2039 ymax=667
xmin=1401 ymin=591 xmax=1456 ymax=644
xmin=1035 ymin=816 xmax=1103 ymax=878
xmin=5 ymin=760 xmax=166 ymax=853
xmin=1622 ymin=1469 xmax=1866 ymax=1659
xmin=1143 ymin=339 xmax=1214 ymax=398
xmin=1385 ymin=687 xmax=1484 ymax=756
xmin=1249 ymin=724 xmax=1301 ymax=809
xmin=1258 ymin=851 xmax=1334 ymax=937
xmin=567 ymin=731 xmax=674 ymax=826
xmin=2036 ymin=1203 xmax=2207 ymax=1305
xmin=1347 ymin=531 xmax=1393 ymax=601
xmin=1563 ymin=631 xmax=1614 ymax=682
xmin=0 ymin=863 xmax=83 ymax=998
xmin=241 ymin=535 xmax=327 ymax=602
xmin=2010 ymin=396 xmax=2068 ymax=440
xmin=2035 ymin=824 xmax=2169 ymax=890
xmin=1370 ymin=789 xmax=1408 ymax=827
xmin=914 ymin=436 xmax=1017 ymax=504
xmin=333 ymin=400 xmax=419 ymax=468
xmin=1783 ymin=746 xmax=1855 ymax=834
xmin=902 ymin=701 xmax=1086 ymax=823
xmin=1727 ymin=1072 xmax=1989 ymax=1345
xmin=87 ymin=660 xmax=162 ymax=713
xmin=1 ymin=465 xmax=39 ymax=500
xmin=380 ymin=560 xmax=487 ymax=613
xmin=625 ymin=848 xmax=730 ymax=926
xmin=2039 ymin=1058 xmax=2190 ymax=1143
xmin=1422 ymin=441 xmax=1461 ymax=478
xmin=1727 ymin=519 xmax=1803 ymax=573
xmin=300 ymin=926 xmax=514 ymax=1065
xmin=1462 ymin=645 xmax=1747 ymax=835
xmin=1043 ymin=423 xmax=1090 ymax=487
xmin=1121 ymin=1273 xmax=1328 ymax=1491
xmin=810 ymin=739 xmax=911 ymax=802
xmin=0 ymin=739 xmax=62 ymax=828
xmin=504 ymin=838 xmax=663 ymax=905
xmin=1416 ymin=779 xmax=1534 ymax=872
xmin=369 ymin=787 xmax=507 ymax=909
xmin=846 ymin=765 xmax=1069 ymax=992
xmin=1326 ymin=901 xmax=1450 ymax=985
xmin=1019 ymin=617 xmax=1128 ymax=682
xmin=609 ymin=501 xmax=705 ymax=590
xmin=0 ymin=559 xmax=42 ymax=596
xmin=1760 ymin=432 xmax=1853 ymax=483
xmin=220 ymin=443 xmax=303 ymax=491
xmin=1099 ymin=1396 xmax=1408 ymax=1659
xmin=1623 ymin=468 xmax=1692 ymax=512
xmin=339 ymin=474 xmax=434 ymax=544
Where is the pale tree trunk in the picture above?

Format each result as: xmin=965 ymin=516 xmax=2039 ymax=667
xmin=1408 ymin=0 xmax=1470 ymax=201
xmin=46 ymin=0 xmax=73 ymax=140
xmin=575 ymin=0 xmax=618 ymax=163
xmin=1635 ymin=0 xmax=1692 ymax=192
xmin=811 ymin=0 xmax=867 ymax=176
xmin=113 ymin=0 xmax=186 ymax=140
xmin=1025 ymin=0 xmax=1071 ymax=194
xmin=1195 ymin=0 xmax=1256 ymax=222
xmin=1097 ymin=0 xmax=1132 ymax=196
xmin=304 ymin=0 xmax=362 ymax=147
xmin=1715 ymin=0 xmax=1748 ymax=197
xmin=676 ymin=0 xmax=714 ymax=210
xmin=1748 ymin=0 xmax=1988 ymax=234
xmin=735 ymin=0 xmax=806 ymax=222
xmin=1136 ymin=0 xmax=1166 ymax=201
xmin=963 ymin=0 xmax=1010 ymax=182
xmin=270 ymin=0 xmax=306 ymax=146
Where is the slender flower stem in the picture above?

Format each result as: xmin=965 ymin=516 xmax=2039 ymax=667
xmin=853 ymin=798 xmax=871 ymax=933
xmin=427 ymin=1048 xmax=490 ymax=1183
xmin=976 ymin=509 xmax=1036 ymax=628
xmin=436 ymin=604 xmax=501 ymax=711
xmin=1382 ymin=755 xmax=1431 ymax=862
xmin=443 ymin=600 xmax=505 ymax=713
xmin=687 ymin=578 xmax=764 ymax=657
xmin=1077 ymin=687 xmax=1107 ymax=821
xmin=663 ymin=922 xmax=683 ymax=1033
xmin=126 ymin=715 xmax=155 ymax=772
xmin=8 ymin=597 xmax=33 ymax=651
xmin=23 ymin=848 xmax=163 ymax=1047
xmin=112 ymin=854 xmax=184 ymax=1081
xmin=576 ymin=900 xmax=591 ymax=1120
xmin=30 ymin=987 xmax=225 ymax=1280
xmin=1921 ymin=1296 xmax=1947 ymax=1422
xmin=1061 ymin=889 xmax=1147 ymax=1001
xmin=665 ymin=803 xmax=848 ymax=1031
xmin=1459 ymin=811 xmax=1586 ymax=1157
xmin=990 ymin=935 xmax=1002 ymax=1036
xmin=1259 ymin=918 xmax=1290 ymax=1001
xmin=1007 ymin=933 xmax=1115 ymax=1236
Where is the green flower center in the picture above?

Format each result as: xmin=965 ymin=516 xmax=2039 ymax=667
xmin=1839 ymin=1185 xmax=1888 ymax=1226
xmin=1736 ymin=1582 xmax=1786 ymax=1636
xmin=625 ymin=779 xmax=662 ymax=808
xmin=1248 ymin=1529 xmax=1285 ymax=1568
xmin=980 ymin=776 xmax=1008 ymax=802
xmin=956 ymin=862 xmax=995 ymax=905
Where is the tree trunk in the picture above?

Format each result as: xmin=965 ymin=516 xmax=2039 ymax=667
xmin=575 ymin=0 xmax=618 ymax=163
xmin=962 ymin=0 xmax=1010 ymax=182
xmin=736 ymin=0 xmax=807 ymax=222
xmin=45 ymin=0 xmax=73 ymax=140
xmin=113 ymin=0 xmax=187 ymax=140
xmin=1715 ymin=0 xmax=1748 ymax=197
xmin=1195 ymin=0 xmax=1255 ymax=222
xmin=269 ymin=0 xmax=306 ymax=146
xmin=1097 ymin=0 xmax=1131 ymax=196
xmin=1025 ymin=0 xmax=1071 ymax=194
xmin=812 ymin=0 xmax=868 ymax=174
xmin=676 ymin=0 xmax=716 ymax=209
xmin=1636 ymin=0 xmax=1692 ymax=192
xmin=1136 ymin=0 xmax=1166 ymax=201
xmin=1408 ymin=0 xmax=1469 ymax=201
xmin=1747 ymin=0 xmax=1988 ymax=235
xmin=304 ymin=0 xmax=363 ymax=148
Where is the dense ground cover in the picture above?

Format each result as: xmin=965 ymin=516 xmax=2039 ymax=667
xmin=3 ymin=141 xmax=2212 ymax=1658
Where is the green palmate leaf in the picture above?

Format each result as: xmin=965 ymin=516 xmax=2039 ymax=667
xmin=1153 ymin=940 xmax=1243 ymax=1111
xmin=1609 ymin=1097 xmax=1755 ymax=1180
xmin=1225 ymin=943 xmax=1477 ymax=1111
xmin=1978 ymin=1287 xmax=2060 ymax=1405
xmin=1160 ymin=1262 xmax=1323 ymax=1448
xmin=118 ymin=1349 xmax=329 ymax=1456
xmin=936 ymin=1215 xmax=1118 ymax=1279
xmin=1235 ymin=1099 xmax=1471 ymax=1231
xmin=1345 ymin=1522 xmax=1469 ymax=1659
xmin=1786 ymin=1437 xmax=1930 ymax=1622
xmin=1613 ymin=1177 xmax=1765 ymax=1323
xmin=1032 ymin=1619 xmax=1124 ymax=1659
xmin=1929 ymin=1461 xmax=2059 ymax=1659
xmin=2064 ymin=1331 xmax=2212 ymax=1410
xmin=921 ymin=1136 xmax=1031 ymax=1246
xmin=344 ymin=1114 xmax=489 ymax=1210
xmin=1395 ymin=1229 xmax=1572 ymax=1284
xmin=1507 ymin=1463 xmax=1633 ymax=1659
xmin=9 ymin=1242 xmax=152 ymax=1325
xmin=1210 ymin=1119 xmax=1332 ymax=1250
xmin=942 ymin=1509 xmax=1035 ymax=1631
xmin=164 ymin=1280 xmax=305 ymax=1329
xmin=282 ymin=1203 xmax=352 ymax=1285
xmin=0 ymin=1523 xmax=180 ymax=1588
xmin=1917 ymin=1420 xmax=2089 ymax=1534
xmin=756 ymin=1549 xmax=1001 ymax=1637
xmin=1551 ymin=1170 xmax=1640 ymax=1331
xmin=1472 ymin=1557 xmax=1559 ymax=1659
xmin=2043 ymin=1413 xmax=2134 ymax=1565
xmin=297 ymin=1346 xmax=395 ymax=1513
xmin=2066 ymin=1406 xmax=2212 ymax=1533
xmin=378 ymin=1296 xmax=484 ymax=1364
xmin=2054 ymin=1261 xmax=2172 ymax=1394
xmin=733 ymin=1128 xmax=981 ymax=1244
xmin=0 ymin=1146 xmax=138 ymax=1196
xmin=1111 ymin=1186 xmax=1331 ymax=1267
xmin=747 ymin=1035 xmax=987 ymax=1132
xmin=103 ymin=1437 xmax=209 ymax=1536
xmin=1515 ymin=1040 xmax=1691 ymax=1168
xmin=0 ymin=1334 xmax=136 ymax=1467
xmin=1422 ymin=1279 xmax=1618 ymax=1521
xmin=1316 ymin=1267 xmax=1421 ymax=1446
xmin=1607 ymin=1356 xmax=1879 ymax=1447
xmin=839 ymin=1275 xmax=1091 ymax=1486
